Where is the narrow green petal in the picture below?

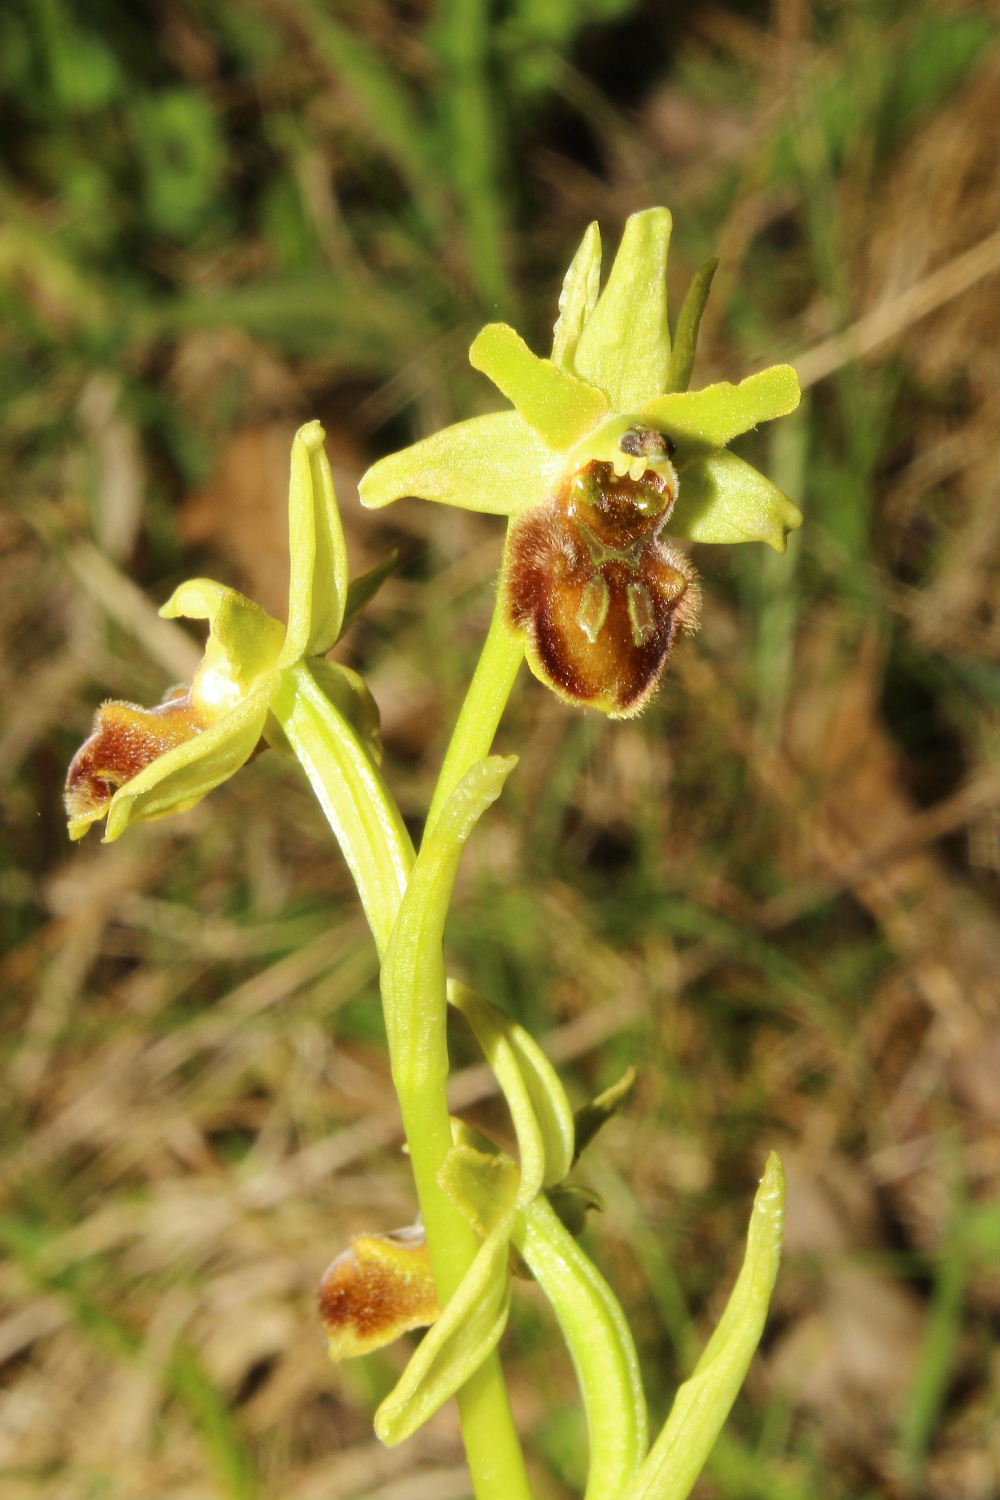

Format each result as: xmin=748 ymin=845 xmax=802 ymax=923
xmin=644 ymin=366 xmax=801 ymax=451
xmin=374 ymin=1213 xmax=515 ymax=1446
xmin=551 ymin=221 xmax=602 ymax=369
xmin=470 ymin=323 xmax=608 ymax=452
xmin=665 ymin=257 xmax=718 ymax=394
xmin=670 ymin=450 xmax=803 ymax=552
xmin=622 ymin=1154 xmax=785 ymax=1500
xmin=160 ymin=579 xmax=284 ymax=692
xmin=358 ymin=410 xmax=555 ymax=516
xmin=573 ymin=208 xmax=672 ymax=408
xmin=282 ymin=420 xmax=349 ymax=663
xmin=513 ymin=1195 xmax=648 ymax=1500
xmin=450 ymin=981 xmax=576 ymax=1197
xmin=103 ymin=687 xmax=271 ymax=841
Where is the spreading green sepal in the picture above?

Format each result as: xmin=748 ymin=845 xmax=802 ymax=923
xmin=670 ymin=449 xmax=803 ymax=552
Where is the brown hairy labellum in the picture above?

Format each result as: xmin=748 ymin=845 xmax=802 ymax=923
xmin=318 ymin=1224 xmax=440 ymax=1361
xmin=504 ymin=452 xmax=700 ymax=717
xmin=64 ymin=689 xmax=205 ymax=827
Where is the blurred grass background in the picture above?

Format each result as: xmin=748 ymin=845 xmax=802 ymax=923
xmin=1 ymin=1 xmax=997 ymax=1497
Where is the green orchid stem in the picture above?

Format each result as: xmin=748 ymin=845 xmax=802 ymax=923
xmin=278 ymin=657 xmax=531 ymax=1500
xmin=426 ymin=563 xmax=525 ymax=835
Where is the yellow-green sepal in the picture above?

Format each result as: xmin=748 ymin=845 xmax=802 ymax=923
xmin=358 ymin=409 xmax=556 ymax=516
xmin=670 ymin=450 xmax=803 ymax=552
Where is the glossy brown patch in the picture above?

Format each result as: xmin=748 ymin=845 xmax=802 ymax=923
xmin=504 ymin=460 xmax=701 ymax=717
xmin=64 ymin=690 xmax=204 ymax=826
xmin=318 ymin=1225 xmax=439 ymax=1361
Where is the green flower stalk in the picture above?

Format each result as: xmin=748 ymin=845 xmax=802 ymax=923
xmin=64 ymin=209 xmax=801 ymax=1500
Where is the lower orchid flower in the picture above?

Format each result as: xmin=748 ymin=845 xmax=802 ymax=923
xmin=65 ymin=420 xmax=382 ymax=841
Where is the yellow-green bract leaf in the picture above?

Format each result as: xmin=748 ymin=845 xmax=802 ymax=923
xmin=513 ymin=1195 xmax=648 ymax=1500
xmin=573 ymin=1067 xmax=637 ymax=1164
xmin=374 ymin=1212 xmax=515 ymax=1446
xmin=622 ymin=1153 xmax=785 ymax=1500
xmin=573 ymin=208 xmax=672 ymax=409
xmin=470 ymin=323 xmax=609 ymax=452
xmin=282 ymin=420 xmax=349 ymax=662
xmin=270 ymin=662 xmax=412 ymax=960
xmin=160 ymin=579 xmax=284 ymax=694
xmin=439 ymin=1143 xmax=520 ymax=1238
xmin=551 ymin=221 xmax=602 ymax=369
xmin=644 ymin=366 xmax=801 ymax=452
xmin=665 ymin=257 xmax=718 ymax=395
xmin=670 ymin=450 xmax=803 ymax=552
xmin=450 ymin=981 xmax=575 ymax=1198
xmin=103 ymin=686 xmax=271 ymax=841
xmin=358 ymin=409 xmax=556 ymax=516
xmin=341 ymin=549 xmax=399 ymax=631
xmin=382 ymin=757 xmax=517 ymax=1065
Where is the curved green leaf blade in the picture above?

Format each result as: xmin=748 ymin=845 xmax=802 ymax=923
xmin=622 ymin=1153 xmax=786 ymax=1500
xmin=513 ymin=1196 xmax=648 ymax=1500
xmin=450 ymin=981 xmax=575 ymax=1197
xmin=375 ymin=1213 xmax=515 ymax=1446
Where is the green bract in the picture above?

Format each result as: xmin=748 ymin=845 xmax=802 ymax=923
xmin=64 ymin=421 xmax=381 ymax=842
xmin=358 ymin=208 xmax=802 ymax=553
